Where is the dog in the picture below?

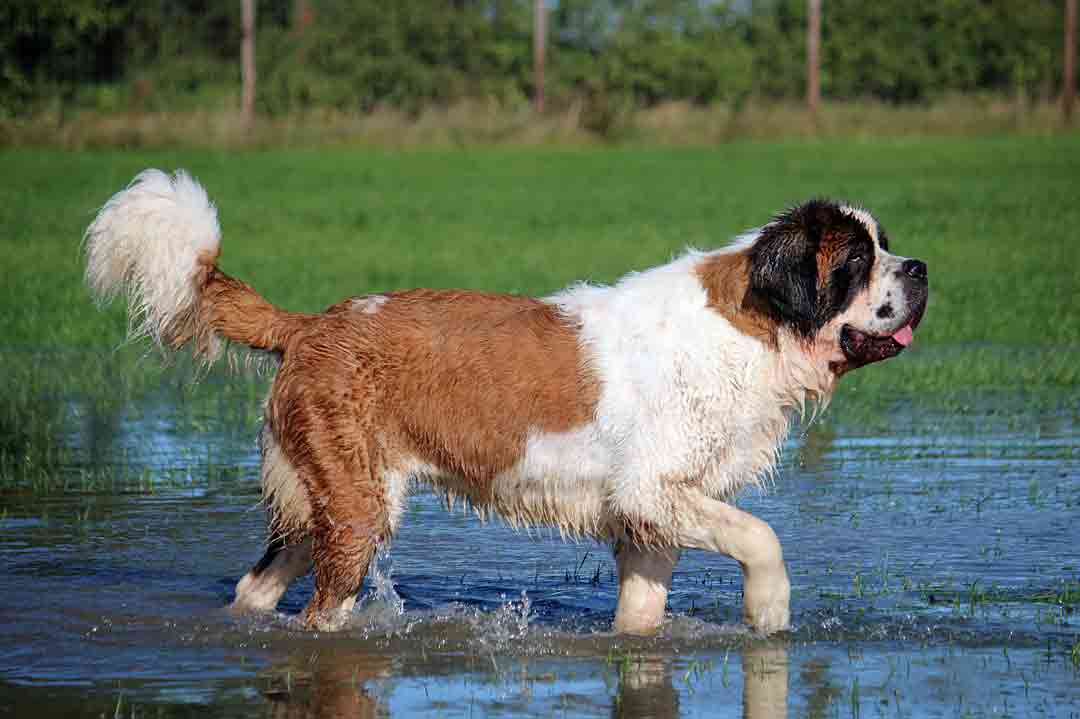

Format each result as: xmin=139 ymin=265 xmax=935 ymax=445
xmin=84 ymin=170 xmax=927 ymax=635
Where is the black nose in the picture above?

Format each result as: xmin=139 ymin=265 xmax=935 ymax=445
xmin=902 ymin=259 xmax=927 ymax=281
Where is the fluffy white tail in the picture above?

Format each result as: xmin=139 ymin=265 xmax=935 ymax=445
xmin=85 ymin=169 xmax=304 ymax=361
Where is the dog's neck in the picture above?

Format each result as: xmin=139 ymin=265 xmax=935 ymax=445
xmin=771 ymin=329 xmax=839 ymax=416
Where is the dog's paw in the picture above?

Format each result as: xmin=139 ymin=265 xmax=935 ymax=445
xmin=230 ymin=571 xmax=282 ymax=613
xmin=744 ymin=599 xmax=790 ymax=635
xmin=742 ymin=570 xmax=791 ymax=635
xmin=301 ymin=596 xmax=358 ymax=632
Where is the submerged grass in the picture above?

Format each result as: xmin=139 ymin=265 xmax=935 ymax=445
xmin=0 ymin=137 xmax=1077 ymax=488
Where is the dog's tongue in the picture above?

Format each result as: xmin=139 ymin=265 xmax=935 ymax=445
xmin=892 ymin=324 xmax=914 ymax=347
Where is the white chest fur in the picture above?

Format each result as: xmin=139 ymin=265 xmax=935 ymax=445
xmin=509 ymin=251 xmax=812 ymax=535
xmin=420 ymin=250 xmax=832 ymax=541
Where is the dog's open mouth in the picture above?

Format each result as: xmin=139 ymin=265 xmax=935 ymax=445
xmin=840 ymin=324 xmax=913 ymax=365
xmin=839 ymin=302 xmax=925 ymax=369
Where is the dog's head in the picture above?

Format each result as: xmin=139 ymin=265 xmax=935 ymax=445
xmin=746 ymin=200 xmax=927 ymax=374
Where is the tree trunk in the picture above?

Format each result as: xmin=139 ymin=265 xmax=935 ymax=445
xmin=293 ymin=0 xmax=313 ymax=35
xmin=807 ymin=0 xmax=821 ymax=117
xmin=241 ymin=0 xmax=256 ymax=127
xmin=533 ymin=0 xmax=546 ymax=113
xmin=1066 ymin=0 xmax=1077 ymax=122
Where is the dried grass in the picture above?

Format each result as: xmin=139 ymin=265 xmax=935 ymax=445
xmin=0 ymin=95 xmax=1074 ymax=149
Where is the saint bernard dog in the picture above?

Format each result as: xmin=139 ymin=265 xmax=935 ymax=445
xmin=85 ymin=170 xmax=927 ymax=635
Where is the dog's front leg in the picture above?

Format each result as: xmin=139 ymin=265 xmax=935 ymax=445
xmin=612 ymin=544 xmax=679 ymax=635
xmin=678 ymin=492 xmax=790 ymax=634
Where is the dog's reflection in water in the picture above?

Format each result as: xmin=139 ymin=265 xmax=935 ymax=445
xmin=739 ymin=644 xmax=789 ymax=719
xmin=264 ymin=649 xmax=389 ymax=719
xmin=612 ymin=643 xmax=788 ymax=719
xmin=262 ymin=643 xmax=788 ymax=719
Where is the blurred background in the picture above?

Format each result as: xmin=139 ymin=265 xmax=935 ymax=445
xmin=2 ymin=0 xmax=1077 ymax=146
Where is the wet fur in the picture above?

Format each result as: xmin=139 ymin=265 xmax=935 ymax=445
xmin=84 ymin=171 xmax=927 ymax=634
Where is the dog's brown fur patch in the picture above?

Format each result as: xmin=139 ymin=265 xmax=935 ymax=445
xmin=694 ymin=251 xmax=779 ymax=347
xmin=246 ymin=288 xmax=600 ymax=624
xmin=374 ymin=290 xmax=600 ymax=483
xmin=814 ymin=231 xmax=851 ymax=286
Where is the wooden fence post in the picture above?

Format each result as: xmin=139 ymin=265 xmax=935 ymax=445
xmin=1066 ymin=0 xmax=1076 ymax=122
xmin=533 ymin=0 xmax=547 ymax=113
xmin=241 ymin=0 xmax=256 ymax=127
xmin=807 ymin=0 xmax=821 ymax=117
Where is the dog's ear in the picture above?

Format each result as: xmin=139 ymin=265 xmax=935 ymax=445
xmin=747 ymin=202 xmax=831 ymax=336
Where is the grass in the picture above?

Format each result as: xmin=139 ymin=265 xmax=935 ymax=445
xmin=0 ymin=137 xmax=1078 ymax=487
xmin=4 ymin=138 xmax=1077 ymax=357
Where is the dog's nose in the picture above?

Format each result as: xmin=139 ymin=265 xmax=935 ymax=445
xmin=902 ymin=259 xmax=927 ymax=282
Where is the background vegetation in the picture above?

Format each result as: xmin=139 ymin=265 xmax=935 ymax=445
xmin=1 ymin=0 xmax=1074 ymax=144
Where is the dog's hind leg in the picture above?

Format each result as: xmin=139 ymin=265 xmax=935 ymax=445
xmin=232 ymin=536 xmax=313 ymax=612
xmin=612 ymin=543 xmax=679 ymax=635
xmin=302 ymin=510 xmax=383 ymax=630
xmin=298 ymin=446 xmax=389 ymax=632
xmin=677 ymin=491 xmax=790 ymax=634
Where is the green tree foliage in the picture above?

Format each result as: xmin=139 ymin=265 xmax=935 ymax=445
xmin=259 ymin=0 xmax=533 ymax=113
xmin=0 ymin=0 xmax=1071 ymax=118
xmin=1 ymin=1 xmax=131 ymax=115
xmin=820 ymin=0 xmax=1061 ymax=102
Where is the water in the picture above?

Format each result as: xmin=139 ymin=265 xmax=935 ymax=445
xmin=1 ymin=366 xmax=1078 ymax=717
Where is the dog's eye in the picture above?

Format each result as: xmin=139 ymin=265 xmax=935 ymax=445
xmin=847 ymin=254 xmax=866 ymax=266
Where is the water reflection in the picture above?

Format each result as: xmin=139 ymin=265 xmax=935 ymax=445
xmin=263 ymin=648 xmax=391 ymax=719
xmin=740 ymin=644 xmax=788 ymax=719
xmin=257 ymin=643 xmax=789 ymax=718
xmin=611 ymin=651 xmax=680 ymax=719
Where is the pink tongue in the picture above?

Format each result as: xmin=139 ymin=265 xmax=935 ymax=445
xmin=892 ymin=325 xmax=914 ymax=347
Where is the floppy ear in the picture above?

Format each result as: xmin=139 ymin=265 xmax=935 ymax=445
xmin=747 ymin=204 xmax=823 ymax=336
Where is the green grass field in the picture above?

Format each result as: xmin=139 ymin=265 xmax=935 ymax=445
xmin=1 ymin=136 xmax=1077 ymax=465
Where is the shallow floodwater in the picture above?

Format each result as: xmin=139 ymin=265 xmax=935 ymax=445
xmin=1 ymin=364 xmax=1078 ymax=718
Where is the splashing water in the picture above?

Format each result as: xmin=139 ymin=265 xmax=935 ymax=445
xmin=472 ymin=591 xmax=533 ymax=652
xmin=469 ymin=591 xmax=534 ymax=677
xmin=347 ymin=549 xmax=409 ymax=637
xmin=368 ymin=549 xmax=405 ymax=617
